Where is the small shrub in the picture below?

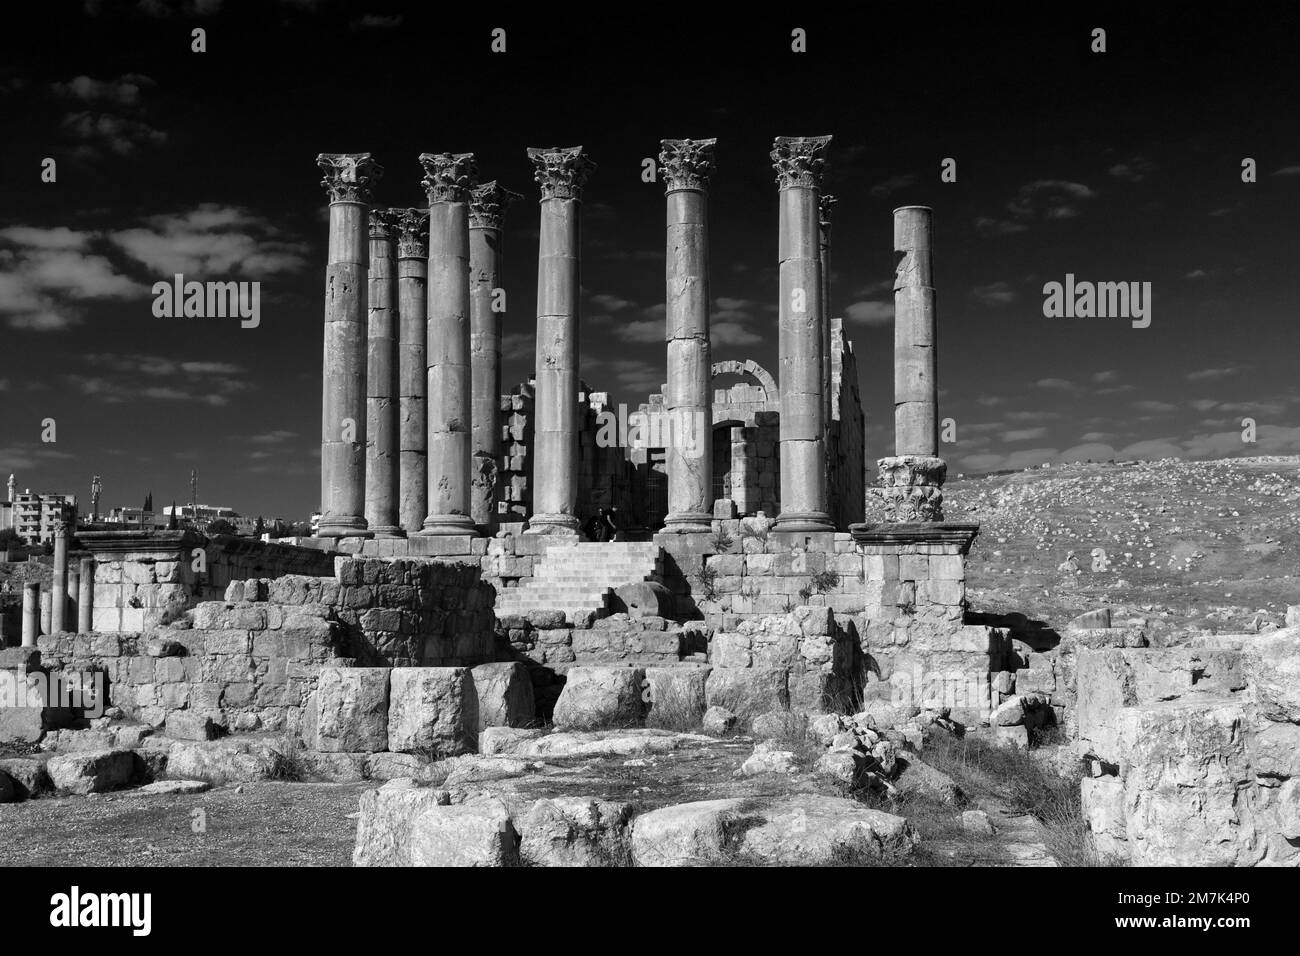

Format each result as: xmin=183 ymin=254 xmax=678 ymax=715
xmin=809 ymin=569 xmax=840 ymax=594
xmin=710 ymin=529 xmax=735 ymax=554
xmin=698 ymin=564 xmax=720 ymax=602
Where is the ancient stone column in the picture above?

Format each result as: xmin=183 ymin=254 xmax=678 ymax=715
xmin=22 ymin=582 xmax=38 ymax=647
xmin=771 ymin=135 xmax=834 ymax=533
xmin=77 ymin=557 xmax=93 ymax=633
xmin=395 ymin=209 xmax=430 ymax=535
xmin=364 ymin=209 xmax=403 ymax=537
xmin=316 ymin=153 xmax=383 ymax=538
xmin=468 ymin=181 xmax=522 ymax=532
xmin=660 ymin=138 xmax=716 ymax=534
xmin=50 ymin=520 xmax=68 ymax=633
xmin=819 ymin=195 xmax=837 ymax=439
xmin=878 ymin=205 xmax=945 ymax=522
xmin=419 ymin=152 xmax=478 ymax=535
xmin=39 ymin=589 xmax=51 ymax=636
xmin=525 ymin=146 xmax=595 ymax=536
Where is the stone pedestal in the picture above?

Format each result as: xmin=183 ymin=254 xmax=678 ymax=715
xmin=50 ymin=521 xmax=68 ymax=633
xmin=21 ymin=582 xmax=38 ymax=647
xmin=660 ymin=138 xmax=716 ymax=533
xmin=419 ymin=152 xmax=479 ymax=536
xmin=317 ymin=153 xmax=382 ymax=538
xmin=395 ymin=209 xmax=430 ymax=535
xmin=77 ymin=557 xmax=93 ymax=634
xmin=771 ymin=135 xmax=833 ymax=533
xmin=365 ymin=209 xmax=403 ymax=537
xmin=468 ymin=182 xmax=522 ymax=533
xmin=525 ymin=146 xmax=595 ymax=536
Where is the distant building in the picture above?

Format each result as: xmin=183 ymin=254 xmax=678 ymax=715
xmin=2 ymin=489 xmax=78 ymax=544
xmin=104 ymin=506 xmax=169 ymax=531
xmin=163 ymin=504 xmax=259 ymax=535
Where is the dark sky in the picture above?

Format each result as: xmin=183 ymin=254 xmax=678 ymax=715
xmin=1 ymin=2 xmax=1298 ymax=520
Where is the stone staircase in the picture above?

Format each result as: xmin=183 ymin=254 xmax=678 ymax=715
xmin=494 ymin=542 xmax=663 ymax=622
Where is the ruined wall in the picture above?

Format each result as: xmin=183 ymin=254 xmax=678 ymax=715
xmin=29 ymin=558 xmax=495 ymax=737
xmin=1076 ymin=627 xmax=1300 ymax=866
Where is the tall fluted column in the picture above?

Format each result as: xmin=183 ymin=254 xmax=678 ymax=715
xmin=525 ymin=146 xmax=595 ymax=536
xmin=365 ymin=209 xmax=402 ymax=537
xmin=395 ymin=209 xmax=430 ymax=534
xmin=660 ymin=138 xmax=716 ymax=533
xmin=878 ymin=205 xmax=945 ymax=522
xmin=316 ymin=152 xmax=382 ymax=537
xmin=771 ymin=135 xmax=834 ymax=532
xmin=22 ymin=582 xmax=38 ymax=647
xmin=50 ymin=520 xmax=68 ymax=633
xmin=469 ymin=181 xmax=522 ymax=532
xmin=77 ymin=557 xmax=93 ymax=633
xmin=419 ymin=152 xmax=478 ymax=535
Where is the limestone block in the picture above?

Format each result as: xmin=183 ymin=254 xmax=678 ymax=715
xmin=387 ymin=667 xmax=475 ymax=757
xmin=166 ymin=711 xmax=217 ymax=741
xmin=308 ymin=667 xmax=391 ymax=753
xmin=704 ymin=667 xmax=789 ymax=717
xmin=644 ymin=665 xmax=710 ymax=728
xmin=1241 ymin=626 xmax=1300 ymax=723
xmin=630 ymin=798 xmax=750 ymax=867
xmin=46 ymin=749 xmax=136 ymax=794
xmin=737 ymin=795 xmax=911 ymax=865
xmin=469 ymin=662 xmax=535 ymax=732
xmin=518 ymin=797 xmax=634 ymax=867
xmin=353 ymin=787 xmax=516 ymax=866
xmin=552 ymin=666 xmax=646 ymax=731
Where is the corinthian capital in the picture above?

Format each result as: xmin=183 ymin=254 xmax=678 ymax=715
xmin=469 ymin=181 xmax=524 ymax=229
xmin=659 ymin=138 xmax=717 ymax=192
xmin=394 ymin=208 xmax=430 ymax=258
xmin=316 ymin=152 xmax=383 ymax=203
xmin=369 ymin=208 xmax=402 ymax=240
xmin=770 ymin=135 xmax=832 ymax=190
xmin=419 ymin=152 xmax=478 ymax=204
xmin=527 ymin=146 xmax=596 ymax=201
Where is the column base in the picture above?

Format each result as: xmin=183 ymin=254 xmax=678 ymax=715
xmin=773 ymin=510 xmax=834 ymax=533
xmin=875 ymin=455 xmax=946 ymax=522
xmin=661 ymin=511 xmax=714 ymax=534
xmin=316 ymin=515 xmax=371 ymax=538
xmin=367 ymin=525 xmax=406 ymax=539
xmin=524 ymin=513 xmax=581 ymax=536
xmin=418 ymin=514 xmax=478 ymax=536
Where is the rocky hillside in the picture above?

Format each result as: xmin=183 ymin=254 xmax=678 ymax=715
xmin=941 ymin=456 xmax=1300 ymax=640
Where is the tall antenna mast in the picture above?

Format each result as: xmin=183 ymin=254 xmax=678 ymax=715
xmin=190 ymin=469 xmax=198 ymax=518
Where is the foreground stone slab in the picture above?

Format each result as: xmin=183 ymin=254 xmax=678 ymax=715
xmin=518 ymin=797 xmax=634 ymax=866
xmin=136 ymin=779 xmax=211 ymax=796
xmin=387 ymin=667 xmax=474 ymax=757
xmin=353 ymin=786 xmax=517 ymax=866
xmin=46 ymin=749 xmax=135 ymax=795
xmin=737 ymin=795 xmax=914 ymax=865
xmin=478 ymin=726 xmax=548 ymax=755
xmin=644 ymin=665 xmax=709 ymax=728
xmin=159 ymin=735 xmax=293 ymax=783
xmin=497 ymin=729 xmax=714 ymax=759
xmin=308 ymin=667 xmax=391 ymax=753
xmin=631 ymin=798 xmax=752 ymax=867
xmin=552 ymin=666 xmax=646 ymax=731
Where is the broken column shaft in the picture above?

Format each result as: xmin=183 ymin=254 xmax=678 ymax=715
xmin=525 ymin=146 xmax=595 ymax=536
xmin=771 ymin=135 xmax=834 ymax=533
xmin=22 ymin=582 xmax=38 ymax=647
xmin=879 ymin=205 xmax=945 ymax=522
xmin=419 ymin=152 xmax=478 ymax=535
xmin=50 ymin=520 xmax=68 ymax=633
xmin=77 ymin=557 xmax=93 ymax=633
xmin=316 ymin=152 xmax=382 ymax=537
xmin=660 ymin=137 xmax=716 ymax=533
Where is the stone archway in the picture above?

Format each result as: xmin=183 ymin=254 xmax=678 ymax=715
xmin=711 ymin=359 xmax=779 ymax=406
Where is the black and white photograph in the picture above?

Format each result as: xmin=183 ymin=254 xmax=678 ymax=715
xmin=0 ymin=0 xmax=1295 ymax=929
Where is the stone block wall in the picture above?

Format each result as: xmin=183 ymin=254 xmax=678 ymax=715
xmin=80 ymin=530 xmax=337 ymax=633
xmin=1076 ymin=627 xmax=1300 ymax=866
xmin=708 ymin=606 xmax=857 ymax=713
xmin=28 ymin=557 xmax=496 ymax=737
